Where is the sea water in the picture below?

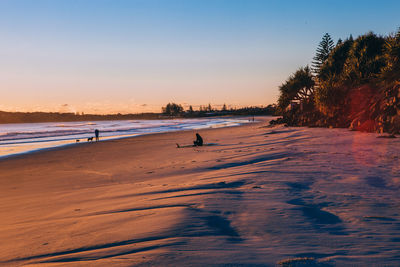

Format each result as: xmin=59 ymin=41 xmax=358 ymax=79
xmin=0 ymin=117 xmax=251 ymax=158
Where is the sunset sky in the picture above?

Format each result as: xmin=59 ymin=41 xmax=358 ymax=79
xmin=1 ymin=0 xmax=399 ymax=114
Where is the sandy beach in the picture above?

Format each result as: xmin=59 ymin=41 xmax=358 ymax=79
xmin=1 ymin=117 xmax=400 ymax=266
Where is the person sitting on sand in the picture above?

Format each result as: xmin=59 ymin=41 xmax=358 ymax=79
xmin=193 ymin=133 xmax=203 ymax=146
xmin=95 ymin=129 xmax=100 ymax=141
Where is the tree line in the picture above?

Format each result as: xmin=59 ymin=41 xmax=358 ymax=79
xmin=161 ymin=102 xmax=276 ymax=117
xmin=277 ymin=28 xmax=400 ymax=134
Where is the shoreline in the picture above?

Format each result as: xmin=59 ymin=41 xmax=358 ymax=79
xmin=1 ymin=116 xmax=400 ymax=266
xmin=0 ymin=116 xmax=259 ymax=160
xmin=0 ymin=114 xmax=254 ymax=125
xmin=0 ymin=111 xmax=274 ymax=125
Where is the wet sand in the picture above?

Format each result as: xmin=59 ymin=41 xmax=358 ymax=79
xmin=1 ymin=117 xmax=400 ymax=266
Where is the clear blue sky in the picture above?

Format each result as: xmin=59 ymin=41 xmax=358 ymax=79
xmin=0 ymin=0 xmax=399 ymax=113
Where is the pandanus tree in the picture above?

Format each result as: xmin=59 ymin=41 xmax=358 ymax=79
xmin=278 ymin=66 xmax=315 ymax=111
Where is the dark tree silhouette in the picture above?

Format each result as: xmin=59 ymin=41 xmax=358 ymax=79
xmin=312 ymin=33 xmax=335 ymax=74
xmin=278 ymin=66 xmax=315 ymax=111
xmin=162 ymin=103 xmax=184 ymax=116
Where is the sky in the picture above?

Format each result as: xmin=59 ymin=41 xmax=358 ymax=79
xmin=0 ymin=0 xmax=399 ymax=114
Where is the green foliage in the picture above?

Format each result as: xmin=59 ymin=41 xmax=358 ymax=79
xmin=278 ymin=66 xmax=315 ymax=111
xmin=312 ymin=33 xmax=334 ymax=74
xmin=315 ymin=38 xmax=354 ymax=109
xmin=315 ymin=33 xmax=388 ymax=111
xmin=162 ymin=102 xmax=184 ymax=116
xmin=318 ymin=38 xmax=353 ymax=82
xmin=342 ymin=32 xmax=386 ymax=85
xmin=380 ymin=28 xmax=400 ymax=84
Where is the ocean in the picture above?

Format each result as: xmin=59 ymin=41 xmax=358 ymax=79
xmin=0 ymin=117 xmax=251 ymax=158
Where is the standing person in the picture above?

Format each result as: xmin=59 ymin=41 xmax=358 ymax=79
xmin=193 ymin=133 xmax=203 ymax=146
xmin=95 ymin=129 xmax=100 ymax=141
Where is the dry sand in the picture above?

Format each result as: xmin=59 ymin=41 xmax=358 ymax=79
xmin=1 ymin=117 xmax=400 ymax=266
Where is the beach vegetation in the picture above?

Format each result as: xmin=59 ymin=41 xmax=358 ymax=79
xmin=342 ymin=32 xmax=386 ymax=86
xmin=277 ymin=27 xmax=400 ymax=134
xmin=278 ymin=66 xmax=315 ymax=112
xmin=315 ymin=37 xmax=354 ymax=111
xmin=380 ymin=28 xmax=400 ymax=85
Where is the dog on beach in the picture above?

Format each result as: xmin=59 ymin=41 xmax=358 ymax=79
xmin=87 ymin=137 xmax=94 ymax=142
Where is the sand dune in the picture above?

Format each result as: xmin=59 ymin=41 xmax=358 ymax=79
xmin=1 ymin=117 xmax=400 ymax=266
